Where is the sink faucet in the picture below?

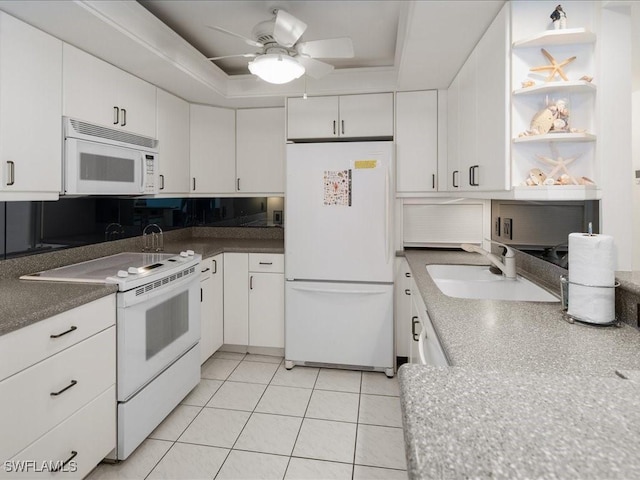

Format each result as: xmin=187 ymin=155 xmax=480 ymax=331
xmin=460 ymin=240 xmax=517 ymax=279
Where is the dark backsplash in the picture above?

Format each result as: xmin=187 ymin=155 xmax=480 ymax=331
xmin=0 ymin=197 xmax=270 ymax=260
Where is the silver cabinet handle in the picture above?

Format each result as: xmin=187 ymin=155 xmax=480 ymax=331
xmin=341 ymin=120 xmax=345 ymax=135
xmin=200 ymin=287 xmax=203 ymax=302
xmin=212 ymin=259 xmax=217 ymax=274
xmin=405 ymin=272 xmax=412 ymax=278
xmin=113 ymin=106 xmax=119 ymax=125
xmin=51 ymin=451 xmax=78 ymax=473
xmin=333 ymin=120 xmax=336 ymax=135
xmin=452 ymin=170 xmax=459 ymax=188
xmin=259 ymin=262 xmax=273 ymax=265
xmin=471 ymin=165 xmax=480 ymax=186
xmin=50 ymin=326 xmax=77 ymax=339
xmin=121 ymin=108 xmax=127 ymax=126
xmin=6 ymin=161 xmax=15 ymax=186
xmin=50 ymin=379 xmax=77 ymax=397
xmin=432 ymin=173 xmax=435 ymax=190
xmin=192 ymin=178 xmax=196 ymax=191
xmin=237 ymin=178 xmax=240 ymax=191
xmin=159 ymin=174 xmax=165 ymax=190
xmin=405 ymin=289 xmax=411 ymax=295
xmin=249 ymin=275 xmax=253 ymax=290
xmin=411 ymin=316 xmax=420 ymax=341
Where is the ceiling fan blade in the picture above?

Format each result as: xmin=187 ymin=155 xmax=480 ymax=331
xmin=296 ymin=37 xmax=354 ymax=59
xmin=273 ymin=10 xmax=307 ymax=47
xmin=296 ymin=57 xmax=334 ymax=79
xmin=205 ymin=25 xmax=264 ymax=48
xmin=207 ymin=53 xmax=258 ymax=61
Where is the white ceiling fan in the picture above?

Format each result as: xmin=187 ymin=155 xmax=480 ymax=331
xmin=206 ymin=9 xmax=354 ymax=84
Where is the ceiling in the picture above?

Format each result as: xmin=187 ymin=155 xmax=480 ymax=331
xmin=138 ymin=1 xmax=404 ymax=76
xmin=0 ymin=0 xmax=507 ymax=107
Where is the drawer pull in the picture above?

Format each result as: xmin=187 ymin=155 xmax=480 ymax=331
xmin=50 ymin=380 xmax=78 ymax=397
xmin=259 ymin=262 xmax=273 ymax=265
xmin=405 ymin=272 xmax=412 ymax=278
xmin=201 ymin=267 xmax=210 ymax=273
xmin=411 ymin=316 xmax=420 ymax=341
xmin=212 ymin=259 xmax=217 ymax=274
xmin=405 ymin=289 xmax=411 ymax=295
xmin=50 ymin=326 xmax=77 ymax=339
xmin=51 ymin=451 xmax=78 ymax=473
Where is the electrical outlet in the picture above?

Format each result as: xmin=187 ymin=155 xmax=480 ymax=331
xmin=503 ymin=218 xmax=513 ymax=240
xmin=495 ymin=217 xmax=501 ymax=237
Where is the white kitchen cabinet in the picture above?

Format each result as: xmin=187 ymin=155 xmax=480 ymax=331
xmin=223 ymin=252 xmax=284 ymax=349
xmin=223 ymin=252 xmax=249 ymax=345
xmin=236 ymin=108 xmax=285 ymax=194
xmin=409 ymin=277 xmax=447 ymax=367
xmin=200 ymin=255 xmax=223 ymax=364
xmin=287 ymin=93 xmax=393 ymax=140
xmin=394 ymin=257 xmax=412 ymax=358
xmin=190 ymin=104 xmax=236 ymax=194
xmin=445 ymin=3 xmax=509 ymax=192
xmin=395 ymin=90 xmax=438 ymax=193
xmin=0 ymin=12 xmax=62 ymax=199
xmin=156 ymin=89 xmax=190 ymax=194
xmin=63 ymin=44 xmax=156 ymax=138
xmin=0 ymin=295 xmax=116 ymax=476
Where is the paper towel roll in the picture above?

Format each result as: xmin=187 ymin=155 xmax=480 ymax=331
xmin=567 ymin=233 xmax=616 ymax=324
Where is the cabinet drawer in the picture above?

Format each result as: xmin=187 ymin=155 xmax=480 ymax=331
xmin=249 ymin=254 xmax=284 ymax=273
xmin=5 ymin=386 xmax=116 ymax=479
xmin=0 ymin=295 xmax=115 ymax=381
xmin=0 ymin=327 xmax=115 ymax=461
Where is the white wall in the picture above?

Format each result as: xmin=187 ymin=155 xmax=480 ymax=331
xmin=597 ymin=4 xmax=634 ymax=271
xmin=632 ymin=2 xmax=640 ymax=270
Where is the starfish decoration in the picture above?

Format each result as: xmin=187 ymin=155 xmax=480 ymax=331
xmin=535 ymin=145 xmax=581 ymax=184
xmin=530 ymin=48 xmax=576 ymax=81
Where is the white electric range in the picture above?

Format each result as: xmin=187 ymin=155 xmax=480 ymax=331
xmin=21 ymin=251 xmax=202 ymax=460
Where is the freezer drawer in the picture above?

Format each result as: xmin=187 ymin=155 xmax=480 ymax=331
xmin=285 ymin=281 xmax=393 ymax=371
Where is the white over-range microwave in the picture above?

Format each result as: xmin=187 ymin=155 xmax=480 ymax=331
xmin=63 ymin=117 xmax=160 ymax=195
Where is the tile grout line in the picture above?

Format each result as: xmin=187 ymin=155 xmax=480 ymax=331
xmin=351 ymin=372 xmax=364 ymax=480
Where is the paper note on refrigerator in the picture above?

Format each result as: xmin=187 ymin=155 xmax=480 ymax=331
xmin=323 ymin=170 xmax=352 ymax=206
xmin=354 ymin=160 xmax=377 ymax=169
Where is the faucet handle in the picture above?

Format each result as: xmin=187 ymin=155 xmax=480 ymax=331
xmin=484 ymin=238 xmax=515 ymax=258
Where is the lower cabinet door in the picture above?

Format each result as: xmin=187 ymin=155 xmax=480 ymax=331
xmin=249 ymin=273 xmax=284 ymax=349
xmin=6 ymin=386 xmax=116 ymax=479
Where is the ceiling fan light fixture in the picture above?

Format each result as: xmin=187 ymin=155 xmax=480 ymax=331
xmin=248 ymin=53 xmax=305 ymax=84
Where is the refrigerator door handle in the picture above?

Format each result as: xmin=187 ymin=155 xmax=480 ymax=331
xmin=290 ymin=285 xmax=387 ymax=295
xmin=384 ymin=168 xmax=391 ymax=265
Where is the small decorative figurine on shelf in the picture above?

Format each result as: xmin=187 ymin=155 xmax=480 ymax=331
xmin=518 ymin=97 xmax=571 ymax=137
xmin=521 ymin=80 xmax=536 ymax=88
xmin=550 ymin=4 xmax=567 ymax=29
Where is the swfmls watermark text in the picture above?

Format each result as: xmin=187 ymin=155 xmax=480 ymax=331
xmin=4 ymin=460 xmax=78 ymax=473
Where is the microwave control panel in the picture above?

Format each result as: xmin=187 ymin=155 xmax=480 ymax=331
xmin=144 ymin=154 xmax=158 ymax=194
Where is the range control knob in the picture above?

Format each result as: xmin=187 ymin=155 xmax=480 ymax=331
xmin=117 ymin=270 xmax=129 ymax=278
xmin=128 ymin=267 xmax=139 ymax=274
xmin=186 ymin=250 xmax=195 ymax=256
xmin=180 ymin=251 xmax=189 ymax=258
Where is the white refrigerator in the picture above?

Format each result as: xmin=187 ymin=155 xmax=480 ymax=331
xmin=284 ymin=142 xmax=394 ymax=377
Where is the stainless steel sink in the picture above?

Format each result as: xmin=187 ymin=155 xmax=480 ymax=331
xmin=426 ymin=264 xmax=559 ymax=302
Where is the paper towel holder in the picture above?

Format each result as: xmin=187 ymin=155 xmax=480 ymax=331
xmin=560 ymin=274 xmax=621 ymax=326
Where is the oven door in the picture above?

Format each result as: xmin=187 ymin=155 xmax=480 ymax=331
xmin=116 ymin=273 xmax=200 ymax=401
xmin=64 ymin=138 xmax=145 ymax=195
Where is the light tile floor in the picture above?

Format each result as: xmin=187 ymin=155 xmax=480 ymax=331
xmin=87 ymin=351 xmax=408 ymax=480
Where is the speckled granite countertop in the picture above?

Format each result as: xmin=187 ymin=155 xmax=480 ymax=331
xmin=401 ymin=250 xmax=640 ymax=479
xmin=399 ymin=364 xmax=640 ymax=479
xmin=404 ymin=250 xmax=640 ymax=376
xmin=0 ymin=233 xmax=283 ymax=337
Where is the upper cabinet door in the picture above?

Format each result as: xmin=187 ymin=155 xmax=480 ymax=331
xmin=116 ymin=71 xmax=156 ymax=138
xmin=156 ymin=89 xmax=190 ymax=194
xmin=0 ymin=12 xmax=62 ymax=196
xmin=395 ymin=91 xmax=438 ymax=193
xmin=236 ymin=108 xmax=285 ymax=194
xmin=63 ymin=44 xmax=156 ymax=138
xmin=287 ymin=96 xmax=339 ymax=140
xmin=189 ymin=104 xmax=236 ymax=194
xmin=63 ymin=43 xmax=116 ymax=130
xmin=338 ymin=93 xmax=394 ymax=138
